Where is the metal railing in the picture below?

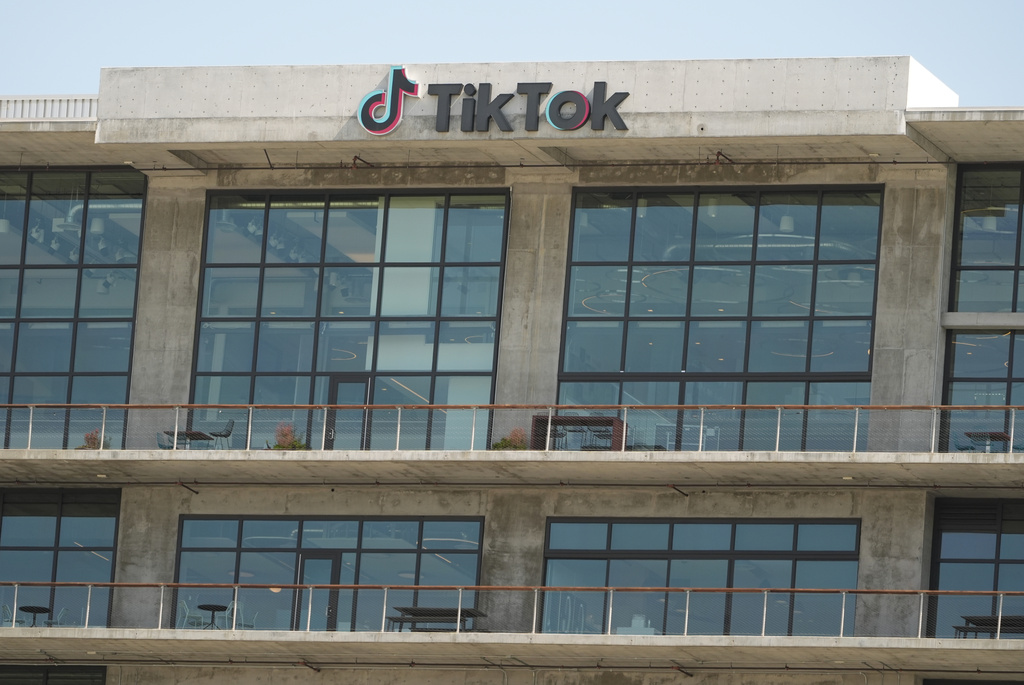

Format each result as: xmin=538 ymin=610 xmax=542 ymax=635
xmin=2 ymin=582 xmax=1023 ymax=640
xmin=1 ymin=403 xmax=1023 ymax=454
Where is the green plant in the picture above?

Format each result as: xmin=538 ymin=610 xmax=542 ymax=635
xmin=271 ymin=422 xmax=309 ymax=450
xmin=77 ymin=428 xmax=109 ymax=450
xmin=491 ymin=426 xmax=527 ymax=450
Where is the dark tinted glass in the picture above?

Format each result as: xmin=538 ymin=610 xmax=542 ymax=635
xmin=549 ymin=522 xmax=608 ymax=550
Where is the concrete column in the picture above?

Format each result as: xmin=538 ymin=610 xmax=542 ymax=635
xmin=493 ymin=169 xmax=576 ymax=406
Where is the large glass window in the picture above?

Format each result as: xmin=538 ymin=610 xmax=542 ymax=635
xmin=930 ymin=500 xmax=1024 ymax=638
xmin=952 ymin=168 xmax=1024 ymax=311
xmin=194 ymin=192 xmax=507 ymax=434
xmin=0 ymin=667 xmax=106 ymax=684
xmin=176 ymin=516 xmax=482 ymax=632
xmin=561 ymin=187 xmax=881 ymax=412
xmin=544 ymin=518 xmax=859 ymax=636
xmin=0 ymin=490 xmax=119 ymax=628
xmin=0 ymin=171 xmax=144 ymax=448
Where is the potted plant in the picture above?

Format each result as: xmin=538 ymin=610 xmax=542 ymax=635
xmin=490 ymin=426 xmax=527 ymax=450
xmin=269 ymin=422 xmax=309 ymax=450
xmin=76 ymin=428 xmax=110 ymax=450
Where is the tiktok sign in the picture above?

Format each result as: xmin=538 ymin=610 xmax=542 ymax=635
xmin=357 ymin=66 xmax=629 ymax=136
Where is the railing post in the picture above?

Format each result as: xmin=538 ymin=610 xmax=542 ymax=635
xmin=232 ymin=586 xmax=239 ymax=630
xmin=761 ymin=589 xmax=769 ymax=636
xmin=245 ymin=406 xmax=253 ymax=450
xmin=775 ymin=407 xmax=782 ymax=452
xmin=545 ymin=406 xmax=553 ymax=451
xmin=621 ymin=407 xmax=628 ymax=451
xmin=930 ymin=408 xmax=938 ymax=453
xmin=531 ymin=588 xmax=539 ymax=634
xmin=683 ymin=590 xmax=690 ymax=636
xmin=839 ymin=591 xmax=847 ymax=637
xmin=99 ymin=406 xmax=107 ymax=450
xmin=997 ymin=592 xmax=1005 ymax=639
xmin=381 ymin=587 xmax=389 ymax=633
xmin=918 ymin=592 xmax=925 ymax=638
xmin=456 ymin=588 xmax=463 ymax=634
xmin=306 ymin=585 xmax=314 ymax=631
xmin=395 ymin=407 xmax=402 ymax=450
xmin=172 ymin=406 xmax=180 ymax=450
xmin=11 ymin=584 xmax=18 ymax=627
xmin=470 ymin=407 xmax=477 ymax=450
xmin=26 ymin=407 xmax=33 ymax=449
xmin=157 ymin=585 xmax=164 ymax=629
xmin=698 ymin=408 xmax=705 ymax=451
xmin=320 ymin=407 xmax=328 ymax=450
xmin=852 ymin=408 xmax=860 ymax=453
xmin=1010 ymin=409 xmax=1017 ymax=454
xmin=606 ymin=589 xmax=614 ymax=635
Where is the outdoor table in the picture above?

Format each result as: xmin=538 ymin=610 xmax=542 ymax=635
xmin=197 ymin=603 xmax=228 ymax=629
xmin=387 ymin=606 xmax=486 ymax=631
xmin=19 ymin=606 xmax=50 ymax=627
xmin=965 ymin=431 xmax=1011 ymax=453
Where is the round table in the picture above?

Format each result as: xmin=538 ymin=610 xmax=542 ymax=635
xmin=19 ymin=605 xmax=50 ymax=627
xmin=197 ymin=603 xmax=228 ymax=629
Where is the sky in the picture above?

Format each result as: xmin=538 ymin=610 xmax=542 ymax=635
xmin=3 ymin=0 xmax=1021 ymax=107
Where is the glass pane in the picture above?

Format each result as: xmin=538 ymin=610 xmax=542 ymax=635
xmin=668 ymin=559 xmax=728 ymax=635
xmin=756 ymin=192 xmax=817 ymax=260
xmin=79 ymin=268 xmax=136 ymax=317
xmin=26 ymin=172 xmax=87 ymax=266
xmin=819 ymin=191 xmax=880 ymax=260
xmin=70 ymin=376 xmax=127 ymax=404
xmin=690 ymin=266 xmax=749 ymax=317
xmin=432 ymin=375 xmax=490 ymax=404
xmin=265 ymin=194 xmax=324 ymax=265
xmin=630 ymin=266 xmax=688 ymax=316
xmin=608 ymin=559 xmax=668 ymax=633
xmin=564 ymin=321 xmax=622 ymax=372
xmin=252 ymin=376 xmax=310 ymax=404
xmin=326 ymin=195 xmax=383 ymax=263
xmin=193 ymin=375 xmax=251 ymax=404
xmin=735 ymin=524 xmax=794 ymax=550
xmin=202 ymin=268 xmax=259 ymax=317
xmin=380 ymin=267 xmax=439 ymax=315
xmin=694 ymin=192 xmax=755 ymax=261
xmin=363 ymin=521 xmax=419 ymax=548
xmin=559 ymin=381 xmax=620 ymax=405
xmin=256 ymin=322 xmax=314 ymax=372
xmin=810 ymin=320 xmax=872 ymax=373
xmin=958 ymin=170 xmax=1021 ymax=267
xmin=422 ymin=520 xmax=481 ymax=549
xmin=685 ymin=321 xmax=746 ymax=372
xmin=316 ymin=321 xmax=374 ymax=372
xmin=752 ymin=265 xmax=812 ymax=316
xmin=15 ymin=323 xmax=72 ymax=372
xmin=261 ymin=267 xmax=319 ymax=317
xmin=376 ymin=321 xmax=435 ymax=371
xmin=730 ymin=559 xmax=792 ymax=635
xmin=0 ymin=499 xmax=58 ymax=546
xmin=21 ymin=268 xmax=77 ymax=317
xmin=797 ymin=524 xmax=858 ymax=551
xmin=0 ymin=269 xmax=18 ymax=317
xmin=568 ymin=266 xmax=627 ymax=317
xmin=74 ymin=322 xmax=132 ymax=372
xmin=549 ymin=522 xmax=608 ymax=550
xmin=673 ymin=523 xmax=732 ymax=550
xmin=956 ymin=269 xmax=1015 ymax=312
xmin=940 ymin=532 xmax=997 ymax=559
xmin=178 ymin=550 xmax=236 ymax=583
xmin=300 ymin=520 xmax=359 ymax=548
xmin=633 ymin=193 xmax=693 ymax=262
xmin=573 ymin=192 xmax=632 ymax=262
xmin=441 ymin=267 xmax=499 ymax=316
xmin=0 ymin=173 xmax=28 ymax=266
xmin=436 ymin=321 xmax=494 ymax=371
xmin=207 ymin=194 xmax=265 ymax=263
xmin=747 ymin=321 xmax=808 ymax=373
xmin=321 ymin=266 xmax=377 ymax=317
xmin=86 ymin=171 xmax=144 ymax=265
xmin=12 ymin=376 xmax=67 ymax=403
xmin=196 ymin=322 xmax=254 ymax=373
xmin=610 ymin=523 xmax=669 ymax=550
xmin=624 ymin=321 xmax=684 ymax=372
xmin=446 ymin=195 xmax=505 ymax=262
xmin=242 ymin=520 xmax=299 ymax=548
xmin=951 ymin=331 xmax=1012 ymax=377
xmin=58 ymin=501 xmax=118 ymax=547
xmin=0 ymin=322 xmax=11 ymax=372
xmin=385 ymin=196 xmax=444 ymax=262
xmin=181 ymin=520 xmax=239 ymax=547
xmin=815 ymin=265 xmax=875 ymax=315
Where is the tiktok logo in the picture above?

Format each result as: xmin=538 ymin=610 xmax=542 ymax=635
xmin=357 ymin=66 xmax=420 ymax=135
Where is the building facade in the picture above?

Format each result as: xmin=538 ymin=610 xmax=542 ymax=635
xmin=1 ymin=57 xmax=1024 ymax=684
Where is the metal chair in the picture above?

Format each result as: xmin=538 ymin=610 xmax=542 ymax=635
xmin=1 ymin=604 xmax=24 ymax=626
xmin=177 ymin=600 xmax=204 ymax=629
xmin=43 ymin=607 xmax=67 ymax=627
xmin=210 ymin=420 xmax=234 ymax=449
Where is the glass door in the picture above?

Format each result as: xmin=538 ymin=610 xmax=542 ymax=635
xmin=297 ymin=552 xmax=355 ymax=631
xmin=326 ymin=377 xmax=369 ymax=450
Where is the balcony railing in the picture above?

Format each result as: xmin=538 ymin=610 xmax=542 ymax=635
xmin=1 ymin=403 xmax=1022 ymax=453
xmin=1 ymin=582 xmax=1022 ymax=640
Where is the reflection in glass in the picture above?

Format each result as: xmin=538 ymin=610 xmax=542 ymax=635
xmin=624 ymin=321 xmax=684 ymax=372
xmin=610 ymin=523 xmax=669 ymax=550
xmin=558 ymin=381 xmax=620 ymax=406
xmin=16 ymin=323 xmax=72 ymax=372
xmin=564 ymin=321 xmax=622 ymax=372
xmin=633 ymin=193 xmax=693 ymax=262
xmin=958 ymin=171 xmax=1021 ymax=267
xmin=956 ymin=270 xmax=1015 ymax=312
xmin=436 ymin=321 xmax=495 ymax=371
xmin=85 ymin=171 xmax=144 ymax=265
xmin=376 ymin=321 xmax=435 ymax=371
xmin=756 ymin=192 xmax=817 ymax=260
xmin=0 ymin=172 xmax=28 ymax=266
xmin=797 ymin=524 xmax=858 ymax=551
xmin=261 ymin=267 xmax=319 ymax=317
xmin=321 ymin=267 xmax=377 ymax=317
xmin=690 ymin=266 xmax=749 ymax=317
xmin=253 ymin=376 xmax=311 ymax=405
xmin=814 ymin=265 xmax=874 ymax=315
xmin=316 ymin=322 xmax=374 ymax=372
xmin=380 ymin=267 xmax=438 ymax=316
xmin=74 ymin=322 xmax=132 ymax=372
xmin=256 ymin=321 xmax=314 ymax=372
xmin=193 ymin=375 xmax=252 ymax=405
xmin=0 ymin=323 xmax=12 ymax=372
xmin=197 ymin=322 xmax=255 ymax=372
xmin=441 ymin=267 xmax=499 ymax=316
xmin=735 ymin=524 xmax=794 ymax=550
xmin=630 ymin=266 xmax=688 ymax=316
xmin=203 ymin=268 xmax=259 ymax=317
xmin=819 ymin=191 xmax=880 ymax=260
xmin=12 ymin=376 xmax=67 ymax=403
xmin=207 ymin=194 xmax=265 ymax=264
xmin=573 ymin=192 xmax=632 ymax=262
xmin=694 ymin=192 xmax=755 ymax=261
xmin=0 ymin=269 xmax=18 ymax=317
xmin=446 ymin=195 xmax=505 ymax=262
xmin=21 ymin=269 xmax=77 ymax=317
xmin=385 ymin=196 xmax=444 ymax=262
xmin=685 ymin=321 xmax=745 ymax=372
xmin=326 ymin=195 xmax=382 ymax=263
xmin=569 ymin=266 xmax=627 ymax=317
xmin=752 ymin=265 xmax=811 ymax=316
xmin=265 ymin=194 xmax=324 ymax=265
xmin=550 ymin=523 xmax=608 ymax=549
xmin=673 ymin=524 xmax=732 ymax=550
xmin=26 ymin=172 xmax=86 ymax=266
xmin=950 ymin=331 xmax=1011 ymax=377
xmin=79 ymin=268 xmax=136 ymax=317
xmin=811 ymin=320 xmax=872 ymax=373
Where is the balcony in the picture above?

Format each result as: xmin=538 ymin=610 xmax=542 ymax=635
xmin=1 ymin=582 xmax=1024 ymax=674
xmin=1 ymin=404 xmax=1023 ymax=488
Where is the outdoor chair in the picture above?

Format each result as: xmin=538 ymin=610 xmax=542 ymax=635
xmin=1 ymin=604 xmax=24 ymax=626
xmin=177 ymin=600 xmax=205 ymax=629
xmin=210 ymin=419 xmax=235 ymax=449
xmin=43 ymin=607 xmax=68 ymax=627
